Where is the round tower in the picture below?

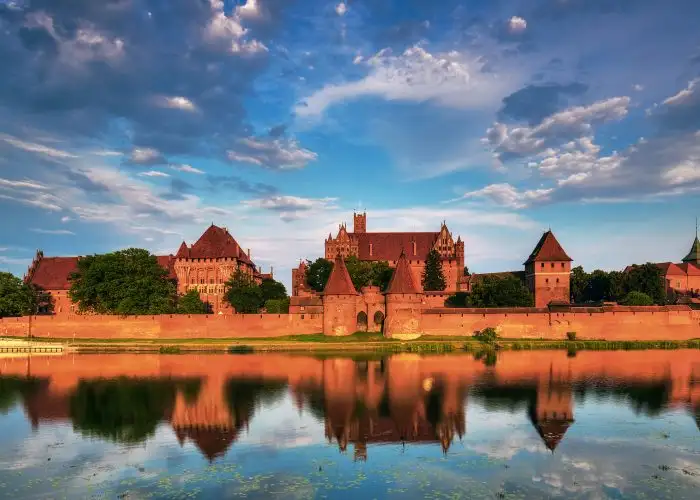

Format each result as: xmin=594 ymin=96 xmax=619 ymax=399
xmin=322 ymin=254 xmax=359 ymax=336
xmin=384 ymin=251 xmax=424 ymax=339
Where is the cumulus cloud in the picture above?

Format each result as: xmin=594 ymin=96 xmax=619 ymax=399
xmin=460 ymin=183 xmax=553 ymax=209
xmin=336 ymin=3 xmax=348 ymax=16
xmin=485 ymin=96 xmax=630 ymax=164
xmin=154 ymin=96 xmax=198 ymax=112
xmin=227 ymin=137 xmax=318 ymax=170
xmin=498 ymin=83 xmax=589 ymax=125
xmin=651 ymin=78 xmax=700 ymax=131
xmin=296 ymin=45 xmax=516 ymax=117
xmin=243 ymin=195 xmax=337 ymax=221
xmin=507 ymin=16 xmax=527 ymax=34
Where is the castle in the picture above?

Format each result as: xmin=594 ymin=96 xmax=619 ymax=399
xmin=24 ymin=224 xmax=272 ymax=315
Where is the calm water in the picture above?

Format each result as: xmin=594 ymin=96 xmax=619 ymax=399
xmin=0 ymin=351 xmax=698 ymax=499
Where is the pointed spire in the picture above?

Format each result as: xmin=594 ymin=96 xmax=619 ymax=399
xmin=386 ymin=251 xmax=420 ymax=294
xmin=524 ymin=230 xmax=572 ymax=265
xmin=176 ymin=241 xmax=189 ymax=259
xmin=323 ymin=254 xmax=358 ymax=295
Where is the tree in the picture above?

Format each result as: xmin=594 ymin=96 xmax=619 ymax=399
xmin=0 ymin=272 xmax=38 ymax=317
xmin=260 ymin=278 xmax=287 ymax=302
xmin=422 ymin=249 xmax=446 ymax=291
xmin=445 ymin=292 xmax=469 ymax=307
xmin=570 ymin=266 xmax=589 ymax=303
xmin=69 ymin=249 xmax=176 ymax=315
xmin=625 ymin=263 xmax=666 ymax=305
xmin=370 ymin=260 xmax=393 ymax=291
xmin=225 ymin=268 xmax=263 ymax=313
xmin=587 ymin=269 xmax=614 ymax=302
xmin=306 ymin=258 xmax=333 ymax=293
xmin=177 ymin=290 xmax=210 ymax=314
xmin=463 ymin=266 xmax=470 ymax=276
xmin=345 ymin=256 xmax=374 ymax=290
xmin=621 ymin=291 xmax=654 ymax=306
xmin=469 ymin=275 xmax=533 ymax=307
xmin=265 ymin=298 xmax=290 ymax=313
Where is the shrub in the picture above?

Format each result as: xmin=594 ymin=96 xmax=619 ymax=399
xmin=473 ymin=327 xmax=498 ymax=345
xmin=264 ymin=298 xmax=290 ymax=314
xmin=566 ymin=331 xmax=577 ymax=341
xmin=159 ymin=346 xmax=181 ymax=354
xmin=445 ymin=292 xmax=469 ymax=308
xmin=621 ymin=291 xmax=654 ymax=306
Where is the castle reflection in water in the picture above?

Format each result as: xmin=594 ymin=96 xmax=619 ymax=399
xmin=1 ymin=351 xmax=698 ymax=462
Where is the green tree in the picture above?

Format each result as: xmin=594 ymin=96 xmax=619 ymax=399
xmin=306 ymin=258 xmax=333 ymax=293
xmin=621 ymin=291 xmax=654 ymax=306
xmin=570 ymin=266 xmax=589 ymax=303
xmin=0 ymin=272 xmax=39 ymax=317
xmin=344 ymin=256 xmax=374 ymax=290
xmin=260 ymin=278 xmax=287 ymax=302
xmin=463 ymin=266 xmax=470 ymax=276
xmin=264 ymin=298 xmax=290 ymax=313
xmin=422 ymin=249 xmax=447 ymax=291
xmin=445 ymin=292 xmax=469 ymax=307
xmin=469 ymin=275 xmax=533 ymax=307
xmin=68 ymin=249 xmax=176 ymax=315
xmin=176 ymin=290 xmax=211 ymax=314
xmin=369 ymin=260 xmax=393 ymax=291
xmin=625 ymin=263 xmax=666 ymax=305
xmin=586 ymin=269 xmax=614 ymax=302
xmin=607 ymin=270 xmax=626 ymax=302
xmin=225 ymin=268 xmax=263 ymax=313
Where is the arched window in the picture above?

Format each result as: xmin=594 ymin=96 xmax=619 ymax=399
xmin=373 ymin=311 xmax=385 ymax=331
xmin=357 ymin=311 xmax=368 ymax=331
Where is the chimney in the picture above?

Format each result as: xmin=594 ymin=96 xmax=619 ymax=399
xmin=247 ymin=248 xmax=251 ymax=258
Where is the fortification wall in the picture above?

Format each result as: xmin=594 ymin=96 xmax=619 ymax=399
xmin=0 ymin=313 xmax=322 ymax=339
xmin=421 ymin=306 xmax=700 ymax=340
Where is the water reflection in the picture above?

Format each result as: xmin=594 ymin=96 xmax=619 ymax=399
xmin=0 ymin=351 xmax=697 ymax=464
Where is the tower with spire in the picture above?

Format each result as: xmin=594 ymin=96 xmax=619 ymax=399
xmin=322 ymin=254 xmax=359 ymax=336
xmin=383 ymin=251 xmax=424 ymax=338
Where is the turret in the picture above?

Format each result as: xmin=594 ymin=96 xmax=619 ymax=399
xmin=322 ymin=254 xmax=358 ymax=336
xmin=524 ymin=230 xmax=572 ymax=308
xmin=383 ymin=251 xmax=423 ymax=338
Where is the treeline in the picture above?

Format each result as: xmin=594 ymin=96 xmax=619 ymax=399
xmin=570 ymin=264 xmax=667 ymax=305
xmin=445 ymin=274 xmax=533 ymax=308
xmin=0 ymin=248 xmax=290 ymax=317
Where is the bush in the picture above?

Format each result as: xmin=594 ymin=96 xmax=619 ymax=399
xmin=473 ymin=327 xmax=498 ymax=345
xmin=566 ymin=331 xmax=577 ymax=341
xmin=264 ymin=298 xmax=290 ymax=313
xmin=445 ymin=292 xmax=469 ymax=308
xmin=621 ymin=291 xmax=654 ymax=306
xmin=159 ymin=346 xmax=181 ymax=354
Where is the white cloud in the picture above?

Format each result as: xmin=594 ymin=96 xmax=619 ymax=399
xmin=662 ymin=78 xmax=698 ymax=107
xmin=460 ymin=183 xmax=553 ymax=209
xmin=508 ymin=16 xmax=527 ymax=34
xmin=138 ymin=170 xmax=170 ymax=178
xmin=204 ymin=0 xmax=266 ymax=55
xmin=0 ymin=133 xmax=77 ymax=159
xmin=662 ymin=160 xmax=700 ymax=185
xmin=236 ymin=0 xmax=261 ymax=19
xmin=0 ymin=178 xmax=48 ymax=190
xmin=485 ymin=96 xmax=631 ymax=160
xmin=154 ymin=96 xmax=198 ymax=112
xmin=170 ymin=164 xmax=205 ymax=174
xmin=61 ymin=216 xmax=72 ymax=223
xmin=128 ymin=147 xmax=165 ymax=165
xmin=30 ymin=228 xmax=75 ymax=235
xmin=296 ymin=45 xmax=517 ymax=117
xmin=227 ymin=137 xmax=318 ymax=170
xmin=633 ymin=84 xmax=644 ymax=91
xmin=335 ymin=2 xmax=347 ymax=16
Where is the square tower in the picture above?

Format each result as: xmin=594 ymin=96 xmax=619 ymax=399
xmin=524 ymin=230 xmax=573 ymax=308
xmin=353 ymin=212 xmax=367 ymax=233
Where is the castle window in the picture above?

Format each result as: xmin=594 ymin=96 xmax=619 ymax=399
xmin=541 ymin=263 xmax=544 ymax=269
xmin=551 ymin=262 xmax=555 ymax=269
xmin=545 ymin=278 xmax=549 ymax=284
xmin=191 ymin=278 xmax=194 ymax=284
xmin=561 ymin=262 xmax=565 ymax=269
xmin=556 ymin=278 xmax=560 ymax=283
xmin=200 ymin=279 xmax=204 ymax=284
xmin=210 ymin=279 xmax=214 ymax=284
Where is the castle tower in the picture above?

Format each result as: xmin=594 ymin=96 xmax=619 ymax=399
xmin=322 ymin=254 xmax=359 ymax=336
xmin=682 ymin=229 xmax=700 ymax=265
xmin=524 ymin=230 xmax=573 ymax=308
xmin=353 ymin=212 xmax=367 ymax=233
xmin=384 ymin=251 xmax=423 ymax=338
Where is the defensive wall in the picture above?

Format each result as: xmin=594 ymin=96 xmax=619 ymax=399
xmin=0 ymin=313 xmax=322 ymax=339
xmin=0 ymin=305 xmax=698 ymax=340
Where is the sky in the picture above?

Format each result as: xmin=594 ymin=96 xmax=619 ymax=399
xmin=0 ymin=0 xmax=699 ymax=292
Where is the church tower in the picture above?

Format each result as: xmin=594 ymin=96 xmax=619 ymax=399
xmin=524 ymin=230 xmax=573 ymax=308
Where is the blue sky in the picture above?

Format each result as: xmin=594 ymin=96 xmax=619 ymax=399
xmin=1 ymin=0 xmax=699 ymax=291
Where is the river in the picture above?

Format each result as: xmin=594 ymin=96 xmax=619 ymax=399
xmin=0 ymin=350 xmax=698 ymax=499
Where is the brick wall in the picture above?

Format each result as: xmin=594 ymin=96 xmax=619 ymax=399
xmin=0 ymin=313 xmax=322 ymax=339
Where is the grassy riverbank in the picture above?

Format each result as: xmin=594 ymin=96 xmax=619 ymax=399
xmin=5 ymin=333 xmax=699 ymax=354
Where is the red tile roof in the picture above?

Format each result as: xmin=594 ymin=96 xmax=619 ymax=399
xmin=179 ymin=225 xmax=253 ymax=264
xmin=651 ymin=262 xmax=686 ymax=276
xmin=323 ymin=254 xmax=358 ymax=295
xmin=386 ymin=252 xmax=420 ymax=294
xmin=156 ymin=255 xmax=177 ymax=280
xmin=27 ymin=256 xmax=78 ymax=290
xmin=525 ymin=231 xmax=572 ymax=264
xmin=531 ymin=418 xmax=573 ymax=452
xmin=678 ymin=262 xmax=700 ymax=275
xmin=353 ymin=232 xmax=439 ymax=261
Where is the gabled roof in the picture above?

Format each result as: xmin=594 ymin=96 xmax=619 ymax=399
xmin=27 ymin=256 xmax=79 ymax=290
xmin=678 ymin=262 xmax=700 ymax=275
xmin=525 ymin=230 xmax=572 ymax=264
xmin=173 ymin=426 xmax=241 ymax=463
xmin=682 ymin=236 xmax=700 ymax=263
xmin=652 ymin=262 xmax=687 ymax=276
xmin=386 ymin=251 xmax=421 ymax=294
xmin=323 ymin=254 xmax=358 ymax=295
xmin=180 ymin=225 xmax=253 ymax=264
